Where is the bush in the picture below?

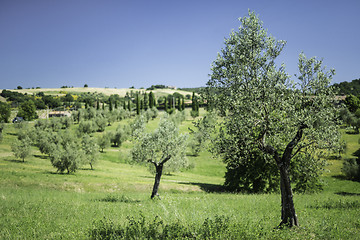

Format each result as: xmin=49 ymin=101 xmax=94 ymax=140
xmin=342 ymin=158 xmax=360 ymax=181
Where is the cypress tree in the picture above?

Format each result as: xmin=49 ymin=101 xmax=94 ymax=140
xmin=109 ymin=101 xmax=113 ymax=112
xmin=149 ymin=92 xmax=154 ymax=108
xmin=144 ymin=92 xmax=149 ymax=110
xmin=127 ymin=100 xmax=131 ymax=111
xmin=164 ymin=97 xmax=168 ymax=112
xmin=191 ymin=92 xmax=196 ymax=111
xmin=136 ymin=94 xmax=140 ymax=115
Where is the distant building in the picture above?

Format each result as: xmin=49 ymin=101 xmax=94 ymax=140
xmin=12 ymin=117 xmax=24 ymax=123
xmin=48 ymin=111 xmax=71 ymax=118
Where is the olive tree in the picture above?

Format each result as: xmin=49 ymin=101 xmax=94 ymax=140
xmin=12 ymin=136 xmax=32 ymax=162
xmin=98 ymin=132 xmax=111 ymax=152
xmin=50 ymin=131 xmax=82 ymax=174
xmin=206 ymin=11 xmax=340 ymax=227
xmin=81 ymin=134 xmax=99 ymax=169
xmin=131 ymin=118 xmax=188 ymax=199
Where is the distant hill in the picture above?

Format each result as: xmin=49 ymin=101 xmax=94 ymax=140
xmin=333 ymin=78 xmax=360 ymax=96
xmin=8 ymin=87 xmax=193 ymax=98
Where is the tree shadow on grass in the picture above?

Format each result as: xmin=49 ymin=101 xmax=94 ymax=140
xmin=4 ymin=158 xmax=25 ymax=163
xmin=332 ymin=174 xmax=348 ymax=180
xmin=34 ymin=154 xmax=48 ymax=159
xmin=345 ymin=130 xmax=359 ymax=135
xmin=43 ymin=170 xmax=74 ymax=175
xmin=179 ymin=182 xmax=226 ymax=193
xmin=335 ymin=191 xmax=360 ymax=196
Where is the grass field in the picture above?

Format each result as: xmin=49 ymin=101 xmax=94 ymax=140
xmin=0 ymin=110 xmax=360 ymax=239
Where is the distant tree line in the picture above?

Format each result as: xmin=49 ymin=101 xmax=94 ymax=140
xmin=333 ymin=78 xmax=360 ymax=95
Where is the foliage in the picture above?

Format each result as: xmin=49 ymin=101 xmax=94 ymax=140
xmin=189 ymin=112 xmax=217 ymax=156
xmin=344 ymin=94 xmax=360 ymax=112
xmin=0 ymin=102 xmax=11 ymax=123
xmin=342 ymin=158 xmax=360 ymax=181
xmin=11 ymin=136 xmax=32 ymax=162
xmin=224 ymin=148 xmax=279 ymax=193
xmin=333 ymin=78 xmax=360 ymax=95
xmin=42 ymin=95 xmax=62 ymax=108
xmin=206 ymin=11 xmax=340 ymax=226
xmin=17 ymin=100 xmax=38 ymax=121
xmin=339 ymin=107 xmax=360 ymax=133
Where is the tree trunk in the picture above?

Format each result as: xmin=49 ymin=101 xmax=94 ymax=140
xmin=151 ymin=163 xmax=163 ymax=199
xmin=278 ymin=163 xmax=298 ymax=227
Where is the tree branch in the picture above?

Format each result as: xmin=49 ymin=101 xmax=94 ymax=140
xmin=290 ymin=141 xmax=316 ymax=160
xmin=147 ymin=159 xmax=157 ymax=167
xmin=282 ymin=123 xmax=308 ymax=165
xmin=159 ymin=155 xmax=171 ymax=165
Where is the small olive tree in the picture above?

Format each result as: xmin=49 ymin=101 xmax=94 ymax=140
xmin=131 ymin=118 xmax=188 ymax=199
xmin=98 ymin=132 xmax=111 ymax=152
xmin=81 ymin=134 xmax=99 ymax=169
xmin=12 ymin=136 xmax=32 ymax=162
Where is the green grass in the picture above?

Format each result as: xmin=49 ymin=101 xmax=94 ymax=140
xmin=1 ymin=113 xmax=360 ymax=239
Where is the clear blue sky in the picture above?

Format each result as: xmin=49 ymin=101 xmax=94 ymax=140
xmin=0 ymin=0 xmax=359 ymax=89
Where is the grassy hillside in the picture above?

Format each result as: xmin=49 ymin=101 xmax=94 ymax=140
xmin=9 ymin=87 xmax=193 ymax=98
xmin=0 ymin=110 xmax=359 ymax=239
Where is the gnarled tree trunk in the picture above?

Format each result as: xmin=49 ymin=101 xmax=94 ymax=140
xmin=151 ymin=163 xmax=163 ymax=199
xmin=278 ymin=163 xmax=298 ymax=227
xmin=149 ymin=155 xmax=171 ymax=199
xmin=260 ymin=124 xmax=306 ymax=227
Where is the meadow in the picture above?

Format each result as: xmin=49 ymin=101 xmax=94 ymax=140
xmin=0 ymin=109 xmax=360 ymax=239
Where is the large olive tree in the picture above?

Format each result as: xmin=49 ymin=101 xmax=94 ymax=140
xmin=206 ymin=11 xmax=340 ymax=227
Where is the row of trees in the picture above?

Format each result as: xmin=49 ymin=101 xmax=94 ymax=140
xmin=0 ymin=89 xmax=199 ymax=123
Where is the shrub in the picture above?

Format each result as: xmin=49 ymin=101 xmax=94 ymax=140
xmin=342 ymin=158 xmax=360 ymax=181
